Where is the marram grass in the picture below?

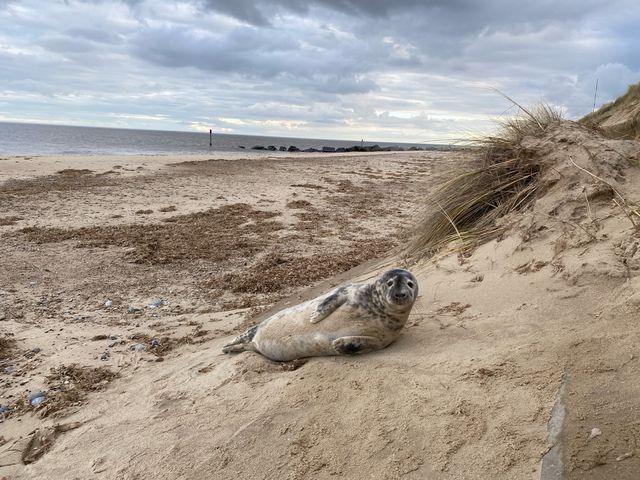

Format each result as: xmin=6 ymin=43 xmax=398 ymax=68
xmin=409 ymin=102 xmax=563 ymax=258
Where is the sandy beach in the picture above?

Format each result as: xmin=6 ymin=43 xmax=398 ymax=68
xmin=2 ymin=126 xmax=640 ymax=480
xmin=0 ymin=150 xmax=462 ymax=477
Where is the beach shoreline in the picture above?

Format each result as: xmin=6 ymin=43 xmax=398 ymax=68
xmin=0 ymin=150 xmax=436 ymax=180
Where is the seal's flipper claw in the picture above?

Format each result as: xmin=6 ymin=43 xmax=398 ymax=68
xmin=310 ymin=288 xmax=347 ymax=324
xmin=332 ymin=335 xmax=383 ymax=355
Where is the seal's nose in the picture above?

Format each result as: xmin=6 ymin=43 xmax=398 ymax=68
xmin=394 ymin=291 xmax=407 ymax=299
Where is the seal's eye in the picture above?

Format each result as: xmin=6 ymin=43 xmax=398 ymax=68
xmin=407 ymin=281 xmax=414 ymax=288
xmin=386 ymin=280 xmax=394 ymax=287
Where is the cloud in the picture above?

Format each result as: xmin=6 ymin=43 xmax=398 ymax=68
xmin=0 ymin=0 xmax=639 ymax=142
xmin=543 ymin=63 xmax=640 ymax=117
xmin=200 ymin=0 xmax=611 ymax=30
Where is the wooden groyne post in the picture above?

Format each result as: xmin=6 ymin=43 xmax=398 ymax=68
xmin=209 ymin=129 xmax=212 ymax=147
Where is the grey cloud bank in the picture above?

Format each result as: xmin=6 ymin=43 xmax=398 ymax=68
xmin=0 ymin=0 xmax=639 ymax=142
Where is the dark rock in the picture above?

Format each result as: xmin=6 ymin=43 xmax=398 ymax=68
xmin=302 ymin=148 xmax=319 ymax=153
xmin=24 ymin=348 xmax=40 ymax=358
xmin=287 ymin=146 xmax=300 ymax=152
xmin=238 ymin=145 xmax=246 ymax=149
xmin=267 ymin=145 xmax=277 ymax=151
xmin=279 ymin=146 xmax=287 ymax=151
xmin=321 ymin=146 xmax=336 ymax=153
xmin=251 ymin=145 xmax=266 ymax=150
xmin=335 ymin=147 xmax=346 ymax=152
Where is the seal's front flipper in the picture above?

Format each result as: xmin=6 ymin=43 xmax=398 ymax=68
xmin=332 ymin=335 xmax=382 ymax=355
xmin=310 ymin=288 xmax=347 ymax=324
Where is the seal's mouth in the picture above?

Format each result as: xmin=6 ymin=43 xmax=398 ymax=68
xmin=387 ymin=291 xmax=414 ymax=307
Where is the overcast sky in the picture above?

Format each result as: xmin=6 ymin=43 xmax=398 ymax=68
xmin=1 ymin=0 xmax=639 ymax=142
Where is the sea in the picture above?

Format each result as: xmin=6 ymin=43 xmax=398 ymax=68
xmin=0 ymin=122 xmax=439 ymax=156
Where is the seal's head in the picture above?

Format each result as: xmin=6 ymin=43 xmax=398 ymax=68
xmin=376 ymin=269 xmax=418 ymax=310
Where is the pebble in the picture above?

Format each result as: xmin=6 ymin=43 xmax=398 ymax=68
xmin=151 ymin=339 xmax=160 ymax=347
xmin=0 ymin=405 xmax=10 ymax=413
xmin=147 ymin=298 xmax=164 ymax=309
xmin=3 ymin=366 xmax=15 ymax=375
xmin=29 ymin=392 xmax=46 ymax=406
xmin=104 ymin=299 xmax=113 ymax=308
xmin=130 ymin=343 xmax=146 ymax=352
xmin=127 ymin=306 xmax=143 ymax=314
xmin=616 ymin=452 xmax=633 ymax=461
xmin=588 ymin=427 xmax=602 ymax=439
xmin=100 ymin=352 xmax=110 ymax=361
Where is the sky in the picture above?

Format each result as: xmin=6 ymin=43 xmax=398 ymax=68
xmin=1 ymin=0 xmax=639 ymax=143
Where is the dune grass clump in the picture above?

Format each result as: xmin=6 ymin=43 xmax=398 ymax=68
xmin=409 ymin=102 xmax=563 ymax=257
xmin=582 ymin=82 xmax=640 ymax=124
xmin=581 ymin=82 xmax=640 ymax=140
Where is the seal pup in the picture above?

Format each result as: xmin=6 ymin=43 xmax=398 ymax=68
xmin=222 ymin=269 xmax=418 ymax=361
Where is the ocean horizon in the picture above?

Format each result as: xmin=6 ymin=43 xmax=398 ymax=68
xmin=0 ymin=121 xmax=442 ymax=156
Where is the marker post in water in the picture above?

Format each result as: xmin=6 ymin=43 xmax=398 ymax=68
xmin=209 ymin=129 xmax=213 ymax=147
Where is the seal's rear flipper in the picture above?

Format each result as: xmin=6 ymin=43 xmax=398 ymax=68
xmin=332 ymin=335 xmax=382 ymax=355
xmin=222 ymin=325 xmax=259 ymax=354
xmin=222 ymin=342 xmax=257 ymax=354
